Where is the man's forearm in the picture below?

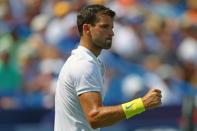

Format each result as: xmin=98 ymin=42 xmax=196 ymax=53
xmin=87 ymin=105 xmax=125 ymax=129
xmin=80 ymin=89 xmax=161 ymax=129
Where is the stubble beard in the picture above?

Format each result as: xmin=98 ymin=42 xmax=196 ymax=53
xmin=93 ymin=39 xmax=112 ymax=50
xmin=105 ymin=39 xmax=112 ymax=49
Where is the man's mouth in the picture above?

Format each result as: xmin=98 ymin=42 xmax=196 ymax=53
xmin=107 ymin=38 xmax=112 ymax=41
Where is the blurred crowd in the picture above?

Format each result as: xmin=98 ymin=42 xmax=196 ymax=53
xmin=0 ymin=0 xmax=196 ymax=110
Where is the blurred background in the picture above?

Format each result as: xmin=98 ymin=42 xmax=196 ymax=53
xmin=0 ymin=0 xmax=196 ymax=131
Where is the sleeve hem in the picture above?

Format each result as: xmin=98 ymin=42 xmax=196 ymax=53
xmin=77 ymin=88 xmax=101 ymax=96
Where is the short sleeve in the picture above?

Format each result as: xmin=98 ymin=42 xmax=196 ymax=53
xmin=72 ymin=60 xmax=102 ymax=96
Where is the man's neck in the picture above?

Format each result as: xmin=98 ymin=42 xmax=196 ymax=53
xmin=80 ymin=38 xmax=101 ymax=57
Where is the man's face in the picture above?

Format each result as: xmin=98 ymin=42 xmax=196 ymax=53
xmin=90 ymin=14 xmax=114 ymax=49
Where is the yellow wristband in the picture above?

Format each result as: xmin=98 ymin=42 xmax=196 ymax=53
xmin=122 ymin=98 xmax=145 ymax=119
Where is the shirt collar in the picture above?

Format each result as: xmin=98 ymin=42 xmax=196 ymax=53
xmin=77 ymin=45 xmax=98 ymax=61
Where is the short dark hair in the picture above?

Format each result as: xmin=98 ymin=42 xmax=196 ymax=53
xmin=77 ymin=4 xmax=115 ymax=36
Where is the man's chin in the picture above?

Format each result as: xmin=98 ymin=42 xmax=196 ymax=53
xmin=94 ymin=41 xmax=112 ymax=49
xmin=104 ymin=43 xmax=112 ymax=49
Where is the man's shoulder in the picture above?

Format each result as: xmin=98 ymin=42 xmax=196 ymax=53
xmin=71 ymin=58 xmax=97 ymax=74
xmin=68 ymin=49 xmax=97 ymax=67
xmin=64 ymin=48 xmax=99 ymax=77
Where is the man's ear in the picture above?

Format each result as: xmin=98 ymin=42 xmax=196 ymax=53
xmin=83 ymin=24 xmax=91 ymax=35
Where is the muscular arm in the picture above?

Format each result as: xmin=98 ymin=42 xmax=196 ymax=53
xmin=79 ymin=92 xmax=125 ymax=129
xmin=79 ymin=89 xmax=161 ymax=129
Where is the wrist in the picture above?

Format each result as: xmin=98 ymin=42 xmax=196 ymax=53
xmin=121 ymin=98 xmax=145 ymax=119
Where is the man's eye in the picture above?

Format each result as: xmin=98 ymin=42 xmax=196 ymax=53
xmin=101 ymin=25 xmax=109 ymax=28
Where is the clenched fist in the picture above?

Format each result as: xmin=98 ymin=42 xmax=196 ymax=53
xmin=142 ymin=89 xmax=162 ymax=110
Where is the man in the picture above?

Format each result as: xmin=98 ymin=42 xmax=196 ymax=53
xmin=54 ymin=4 xmax=162 ymax=131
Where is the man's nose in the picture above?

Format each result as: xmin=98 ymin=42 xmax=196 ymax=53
xmin=109 ymin=29 xmax=114 ymax=37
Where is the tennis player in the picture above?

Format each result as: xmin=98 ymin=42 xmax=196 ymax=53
xmin=54 ymin=4 xmax=162 ymax=131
